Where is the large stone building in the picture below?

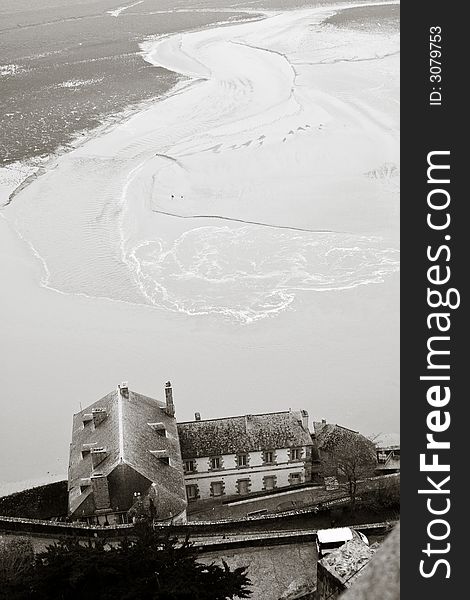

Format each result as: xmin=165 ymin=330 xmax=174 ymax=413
xmin=68 ymin=382 xmax=187 ymax=525
xmin=68 ymin=382 xmax=319 ymax=523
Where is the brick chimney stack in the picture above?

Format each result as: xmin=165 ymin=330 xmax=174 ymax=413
xmin=91 ymin=474 xmax=110 ymax=510
xmin=165 ymin=381 xmax=175 ymax=417
xmin=119 ymin=382 xmax=129 ymax=399
xmin=301 ymin=409 xmax=309 ymax=431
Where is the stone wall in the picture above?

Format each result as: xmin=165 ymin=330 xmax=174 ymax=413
xmin=315 ymin=562 xmax=345 ymax=600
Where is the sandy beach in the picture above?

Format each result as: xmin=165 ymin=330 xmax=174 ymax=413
xmin=0 ymin=2 xmax=399 ymax=491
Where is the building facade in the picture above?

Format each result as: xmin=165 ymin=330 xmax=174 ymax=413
xmin=178 ymin=410 xmax=319 ymax=503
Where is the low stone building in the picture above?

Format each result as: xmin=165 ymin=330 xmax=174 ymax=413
xmin=68 ymin=382 xmax=187 ymax=525
xmin=313 ymin=421 xmax=377 ymax=483
xmin=375 ymin=434 xmax=400 ymax=475
xmin=178 ymin=410 xmax=319 ymax=503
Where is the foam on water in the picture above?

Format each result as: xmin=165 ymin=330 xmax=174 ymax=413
xmin=123 ymin=226 xmax=399 ymax=323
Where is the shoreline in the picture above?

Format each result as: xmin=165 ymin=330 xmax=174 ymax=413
xmin=0 ymin=10 xmax=268 ymax=209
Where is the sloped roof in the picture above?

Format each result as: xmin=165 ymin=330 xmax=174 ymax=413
xmin=313 ymin=422 xmax=361 ymax=452
xmin=177 ymin=411 xmax=313 ymax=459
xmin=375 ymin=432 xmax=400 ymax=449
xmin=68 ymin=388 xmax=186 ymax=520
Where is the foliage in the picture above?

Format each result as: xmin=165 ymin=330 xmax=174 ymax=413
xmin=358 ymin=477 xmax=400 ymax=514
xmin=0 ymin=537 xmax=34 ymax=587
xmin=1 ymin=524 xmax=252 ymax=600
xmin=0 ymin=481 xmax=68 ymax=520
xmin=321 ymin=429 xmax=377 ymax=506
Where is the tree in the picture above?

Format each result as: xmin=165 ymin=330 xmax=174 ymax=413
xmin=2 ymin=524 xmax=252 ymax=600
xmin=320 ymin=427 xmax=377 ymax=507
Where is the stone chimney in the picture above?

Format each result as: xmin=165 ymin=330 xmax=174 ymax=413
xmin=92 ymin=408 xmax=107 ymax=427
xmin=165 ymin=381 xmax=175 ymax=417
xmin=195 ymin=412 xmax=201 ymax=421
xmin=301 ymin=409 xmax=309 ymax=431
xmin=119 ymin=382 xmax=129 ymax=398
xmin=91 ymin=474 xmax=110 ymax=510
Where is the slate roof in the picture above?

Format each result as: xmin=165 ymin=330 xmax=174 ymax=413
xmin=313 ymin=422 xmax=360 ymax=452
xmin=68 ymin=387 xmax=186 ymax=520
xmin=374 ymin=432 xmax=400 ymax=449
xmin=177 ymin=411 xmax=313 ymax=459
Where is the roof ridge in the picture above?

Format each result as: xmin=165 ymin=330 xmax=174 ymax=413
xmin=178 ymin=410 xmax=300 ymax=425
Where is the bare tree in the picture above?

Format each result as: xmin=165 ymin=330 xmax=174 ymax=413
xmin=320 ymin=427 xmax=377 ymax=507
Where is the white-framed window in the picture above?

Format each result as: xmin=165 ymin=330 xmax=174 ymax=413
xmin=237 ymin=453 xmax=248 ymax=467
xmin=263 ymin=450 xmax=275 ymax=464
xmin=291 ymin=448 xmax=302 ymax=461
xmin=184 ymin=459 xmax=196 ymax=473
xmin=211 ymin=481 xmax=224 ymax=497
xmin=210 ymin=456 xmax=222 ymax=470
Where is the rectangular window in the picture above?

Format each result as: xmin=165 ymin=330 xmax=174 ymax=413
xmin=237 ymin=453 xmax=248 ymax=467
xmin=210 ymin=456 xmax=222 ymax=470
xmin=184 ymin=459 xmax=195 ymax=473
xmin=237 ymin=479 xmax=250 ymax=495
xmin=290 ymin=473 xmax=302 ymax=485
xmin=186 ymin=485 xmax=198 ymax=501
xmin=211 ymin=482 xmax=224 ymax=497
xmin=263 ymin=451 xmax=274 ymax=464
xmin=377 ymin=451 xmax=388 ymax=463
xmin=291 ymin=448 xmax=302 ymax=461
xmin=264 ymin=476 xmax=276 ymax=490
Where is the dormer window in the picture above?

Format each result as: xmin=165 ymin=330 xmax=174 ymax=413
xmin=92 ymin=408 xmax=107 ymax=427
xmin=81 ymin=443 xmax=95 ymax=458
xmin=91 ymin=447 xmax=107 ymax=468
xmin=148 ymin=422 xmax=167 ymax=437
xmin=149 ymin=450 xmax=171 ymax=466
